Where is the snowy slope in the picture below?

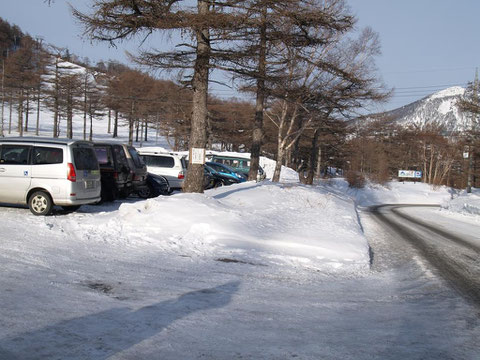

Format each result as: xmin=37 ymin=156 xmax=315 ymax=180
xmin=355 ymin=86 xmax=471 ymax=133
xmin=386 ymin=86 xmax=467 ymax=132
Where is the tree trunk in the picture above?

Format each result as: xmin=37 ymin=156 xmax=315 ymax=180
xmin=316 ymin=145 xmax=322 ymax=179
xmin=24 ymin=90 xmax=30 ymax=132
xmin=144 ymin=120 xmax=148 ymax=142
xmin=8 ymin=94 xmax=13 ymax=134
xmin=113 ymin=110 xmax=118 ymax=138
xmin=306 ymin=128 xmax=320 ymax=185
xmin=67 ymin=88 xmax=73 ymax=139
xmin=89 ymin=113 xmax=93 ymax=141
xmin=183 ymin=0 xmax=210 ymax=193
xmin=53 ymin=58 xmax=59 ymax=138
xmin=135 ymin=119 xmax=139 ymax=142
xmin=83 ymin=75 xmax=88 ymax=140
xmin=36 ymin=85 xmax=41 ymax=135
xmin=272 ymin=145 xmax=285 ymax=182
xmin=128 ymin=102 xmax=135 ymax=146
xmin=248 ymin=6 xmax=267 ymax=182
xmin=108 ymin=109 xmax=111 ymax=134
xmin=18 ymin=89 xmax=24 ymax=137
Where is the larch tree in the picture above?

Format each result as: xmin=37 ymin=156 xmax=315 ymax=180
xmin=213 ymin=0 xmax=355 ymax=181
xmin=3 ymin=36 xmax=42 ymax=137
xmin=72 ymin=0 xmax=246 ymax=193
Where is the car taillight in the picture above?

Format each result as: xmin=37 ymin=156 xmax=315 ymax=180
xmin=178 ymin=172 xmax=185 ymax=180
xmin=67 ymin=163 xmax=76 ymax=182
xmin=113 ymin=171 xmax=119 ymax=179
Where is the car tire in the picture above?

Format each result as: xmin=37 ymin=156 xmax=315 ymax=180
xmin=138 ymin=184 xmax=155 ymax=199
xmin=29 ymin=191 xmax=53 ymax=216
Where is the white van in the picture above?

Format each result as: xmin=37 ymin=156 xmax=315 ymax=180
xmin=137 ymin=149 xmax=187 ymax=191
xmin=0 ymin=137 xmax=101 ymax=215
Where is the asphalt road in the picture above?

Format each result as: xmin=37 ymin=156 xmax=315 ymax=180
xmin=369 ymin=204 xmax=480 ymax=309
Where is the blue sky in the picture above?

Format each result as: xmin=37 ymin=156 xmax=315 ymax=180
xmin=3 ymin=0 xmax=480 ymax=112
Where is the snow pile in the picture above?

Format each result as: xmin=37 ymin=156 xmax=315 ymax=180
xmin=259 ymin=157 xmax=299 ymax=182
xmin=322 ymin=178 xmax=452 ymax=207
xmin=441 ymin=188 xmax=480 ymax=217
xmin=80 ymin=181 xmax=369 ymax=273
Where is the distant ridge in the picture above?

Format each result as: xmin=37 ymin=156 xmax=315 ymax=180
xmin=356 ymin=86 xmax=470 ymax=133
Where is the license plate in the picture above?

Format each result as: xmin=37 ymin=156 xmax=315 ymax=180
xmin=85 ymin=180 xmax=94 ymax=189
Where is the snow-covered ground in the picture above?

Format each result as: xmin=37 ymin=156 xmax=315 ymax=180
xmin=1 ymin=103 xmax=480 ymax=358
xmin=1 ymin=176 xmax=479 ymax=358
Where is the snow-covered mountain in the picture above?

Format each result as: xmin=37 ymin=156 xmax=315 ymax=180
xmin=359 ymin=86 xmax=472 ymax=133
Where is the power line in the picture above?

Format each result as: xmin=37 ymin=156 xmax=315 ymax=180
xmin=395 ymin=83 xmax=468 ymax=90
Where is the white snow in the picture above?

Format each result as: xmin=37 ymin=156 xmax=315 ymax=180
xmin=428 ymin=86 xmax=465 ymax=100
xmin=441 ymin=187 xmax=480 ymax=217
xmin=323 ymin=178 xmax=453 ymax=207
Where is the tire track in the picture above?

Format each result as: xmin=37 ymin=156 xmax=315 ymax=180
xmin=369 ymin=204 xmax=480 ymax=310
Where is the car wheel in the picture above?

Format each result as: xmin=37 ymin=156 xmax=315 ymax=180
xmin=138 ymin=184 xmax=153 ymax=199
xmin=29 ymin=191 xmax=53 ymax=216
xmin=61 ymin=205 xmax=81 ymax=213
xmin=118 ymin=189 xmax=129 ymax=199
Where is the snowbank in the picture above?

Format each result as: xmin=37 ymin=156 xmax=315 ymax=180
xmin=322 ymin=178 xmax=452 ymax=207
xmin=441 ymin=188 xmax=480 ymax=217
xmin=79 ymin=181 xmax=370 ymax=273
xmin=320 ymin=178 xmax=479 ymax=221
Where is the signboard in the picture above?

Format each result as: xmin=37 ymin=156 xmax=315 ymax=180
xmin=398 ymin=170 xmax=422 ymax=178
xmin=463 ymin=152 xmax=469 ymax=159
xmin=190 ymin=148 xmax=206 ymax=165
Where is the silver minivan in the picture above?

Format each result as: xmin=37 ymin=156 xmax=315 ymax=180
xmin=0 ymin=137 xmax=101 ymax=215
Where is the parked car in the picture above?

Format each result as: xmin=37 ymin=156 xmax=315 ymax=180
xmin=93 ymin=143 xmax=133 ymax=201
xmin=204 ymin=163 xmax=242 ymax=188
xmin=138 ymin=149 xmax=187 ymax=191
xmin=121 ymin=144 xmax=148 ymax=196
xmin=0 ymin=137 xmax=101 ymax=215
xmin=137 ymin=173 xmax=170 ymax=198
xmin=209 ymin=155 xmax=266 ymax=181
xmin=205 ymin=161 xmax=246 ymax=183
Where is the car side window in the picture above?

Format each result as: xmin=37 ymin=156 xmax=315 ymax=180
xmin=0 ymin=145 xmax=31 ymax=165
xmin=113 ymin=145 xmax=129 ymax=168
xmin=141 ymin=155 xmax=175 ymax=168
xmin=33 ymin=147 xmax=63 ymax=165
xmin=128 ymin=147 xmax=144 ymax=167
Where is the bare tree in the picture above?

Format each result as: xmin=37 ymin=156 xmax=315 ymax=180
xmin=266 ymin=26 xmax=388 ymax=182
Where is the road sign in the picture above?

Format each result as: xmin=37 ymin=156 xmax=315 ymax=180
xmin=398 ymin=170 xmax=422 ymax=178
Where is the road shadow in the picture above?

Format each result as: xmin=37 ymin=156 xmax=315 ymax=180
xmin=0 ymin=281 xmax=240 ymax=360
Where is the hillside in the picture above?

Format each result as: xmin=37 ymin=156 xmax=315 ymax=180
xmin=358 ymin=86 xmax=471 ymax=133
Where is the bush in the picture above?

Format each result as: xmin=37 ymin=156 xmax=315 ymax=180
xmin=345 ymin=171 xmax=366 ymax=188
